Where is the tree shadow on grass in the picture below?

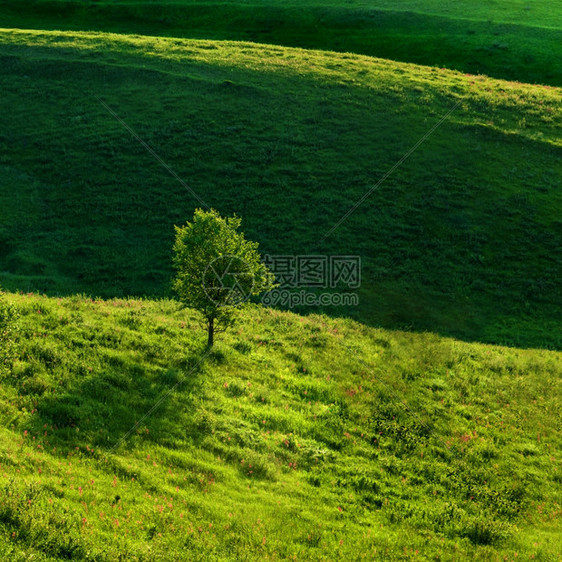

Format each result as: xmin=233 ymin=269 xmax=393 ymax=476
xmin=24 ymin=347 xmax=214 ymax=456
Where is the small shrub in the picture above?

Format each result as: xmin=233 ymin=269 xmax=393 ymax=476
xmin=460 ymin=516 xmax=511 ymax=546
xmin=240 ymin=451 xmax=275 ymax=480
xmin=225 ymin=379 xmax=246 ymax=397
xmin=194 ymin=408 xmax=216 ymax=435
xmin=233 ymin=341 xmax=253 ymax=354
xmin=300 ymin=443 xmax=336 ymax=467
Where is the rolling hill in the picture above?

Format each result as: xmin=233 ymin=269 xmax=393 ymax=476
xmin=0 ymin=28 xmax=561 ymax=348
xmin=0 ymin=1 xmax=561 ymax=559
xmin=1 ymin=0 xmax=561 ymax=86
xmin=0 ymin=291 xmax=560 ymax=560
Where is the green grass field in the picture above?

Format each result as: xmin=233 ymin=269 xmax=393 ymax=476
xmin=0 ymin=292 xmax=561 ymax=560
xmin=1 ymin=0 xmax=561 ymax=86
xmin=0 ymin=0 xmax=561 ymax=559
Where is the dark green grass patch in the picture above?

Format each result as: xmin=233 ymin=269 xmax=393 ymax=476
xmin=0 ymin=30 xmax=560 ymax=348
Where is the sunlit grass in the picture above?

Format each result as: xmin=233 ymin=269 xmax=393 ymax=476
xmin=0 ymin=291 xmax=560 ymax=559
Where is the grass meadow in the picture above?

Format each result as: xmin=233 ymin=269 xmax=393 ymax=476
xmin=0 ymin=292 xmax=560 ymax=560
xmin=0 ymin=1 xmax=561 ymax=559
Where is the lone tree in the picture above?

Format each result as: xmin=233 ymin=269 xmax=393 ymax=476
xmin=172 ymin=209 xmax=276 ymax=347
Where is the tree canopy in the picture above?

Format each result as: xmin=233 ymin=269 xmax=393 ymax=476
xmin=172 ymin=209 xmax=276 ymax=346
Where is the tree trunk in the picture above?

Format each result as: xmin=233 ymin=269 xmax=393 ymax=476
xmin=207 ymin=317 xmax=214 ymax=348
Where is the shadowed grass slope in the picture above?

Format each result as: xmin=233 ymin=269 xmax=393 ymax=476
xmin=0 ymin=29 xmax=560 ymax=349
xmin=0 ymin=291 xmax=560 ymax=559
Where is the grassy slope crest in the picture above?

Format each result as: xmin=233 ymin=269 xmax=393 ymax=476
xmin=0 ymin=0 xmax=561 ymax=86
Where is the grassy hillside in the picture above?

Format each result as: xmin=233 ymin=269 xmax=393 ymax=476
xmin=0 ymin=291 xmax=560 ymax=560
xmin=1 ymin=0 xmax=561 ymax=86
xmin=1 ymin=1 xmax=561 ymax=559
xmin=0 ymin=28 xmax=561 ymax=349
